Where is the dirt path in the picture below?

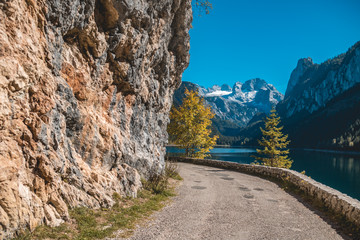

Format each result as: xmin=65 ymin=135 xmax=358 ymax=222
xmin=127 ymin=162 xmax=345 ymax=240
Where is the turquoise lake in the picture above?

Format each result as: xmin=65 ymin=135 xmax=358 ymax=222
xmin=166 ymin=146 xmax=360 ymax=201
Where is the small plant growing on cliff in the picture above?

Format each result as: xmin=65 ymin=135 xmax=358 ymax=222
xmin=253 ymin=108 xmax=292 ymax=169
xmin=194 ymin=0 xmax=212 ymax=15
xmin=168 ymin=89 xmax=218 ymax=158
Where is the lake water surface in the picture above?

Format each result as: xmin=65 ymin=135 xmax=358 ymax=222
xmin=166 ymin=146 xmax=360 ymax=201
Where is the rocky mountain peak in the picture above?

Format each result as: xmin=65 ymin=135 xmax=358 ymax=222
xmin=229 ymin=78 xmax=282 ymax=104
xmin=221 ymin=84 xmax=232 ymax=91
xmin=241 ymin=78 xmax=268 ymax=92
xmin=275 ymin=41 xmax=360 ymax=150
xmin=232 ymin=82 xmax=243 ymax=93
xmin=280 ymin=41 xmax=360 ymax=119
xmin=210 ymin=84 xmax=221 ymax=91
xmin=175 ymin=80 xmax=283 ymax=127
xmin=285 ymin=57 xmax=315 ymax=97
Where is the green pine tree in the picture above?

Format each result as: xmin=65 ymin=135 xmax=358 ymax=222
xmin=253 ymin=108 xmax=292 ymax=168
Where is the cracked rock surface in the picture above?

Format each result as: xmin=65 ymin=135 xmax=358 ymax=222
xmin=0 ymin=0 xmax=191 ymax=238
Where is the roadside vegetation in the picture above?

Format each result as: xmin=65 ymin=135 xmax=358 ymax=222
xmin=14 ymin=161 xmax=182 ymax=240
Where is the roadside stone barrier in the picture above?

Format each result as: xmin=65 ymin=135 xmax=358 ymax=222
xmin=169 ymin=156 xmax=360 ymax=228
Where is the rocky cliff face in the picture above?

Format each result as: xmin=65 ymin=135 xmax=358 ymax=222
xmin=277 ymin=41 xmax=360 ymax=149
xmin=285 ymin=57 xmax=314 ymax=97
xmin=279 ymin=42 xmax=360 ymax=118
xmin=0 ymin=0 xmax=191 ymax=238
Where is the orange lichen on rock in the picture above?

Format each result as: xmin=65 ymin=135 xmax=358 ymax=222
xmin=61 ymin=62 xmax=89 ymax=101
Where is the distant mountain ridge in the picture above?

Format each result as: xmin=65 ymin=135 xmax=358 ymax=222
xmin=175 ymin=78 xmax=284 ymax=127
xmin=174 ymin=41 xmax=360 ymax=150
xmin=277 ymin=41 xmax=360 ymax=150
xmin=281 ymin=42 xmax=360 ymax=118
xmin=242 ymin=41 xmax=360 ymax=150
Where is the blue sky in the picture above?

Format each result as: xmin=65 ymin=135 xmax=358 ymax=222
xmin=182 ymin=0 xmax=360 ymax=94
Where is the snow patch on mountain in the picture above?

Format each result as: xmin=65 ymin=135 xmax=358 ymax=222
xmin=205 ymin=90 xmax=233 ymax=97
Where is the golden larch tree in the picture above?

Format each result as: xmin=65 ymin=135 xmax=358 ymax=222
xmin=168 ymin=89 xmax=218 ymax=158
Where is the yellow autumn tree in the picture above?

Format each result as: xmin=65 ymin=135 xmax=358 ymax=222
xmin=253 ymin=108 xmax=292 ymax=169
xmin=168 ymin=89 xmax=218 ymax=158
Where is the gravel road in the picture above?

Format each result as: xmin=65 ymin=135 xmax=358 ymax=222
xmin=127 ymin=162 xmax=345 ymax=240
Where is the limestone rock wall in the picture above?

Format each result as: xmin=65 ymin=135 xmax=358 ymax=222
xmin=0 ymin=0 xmax=192 ymax=238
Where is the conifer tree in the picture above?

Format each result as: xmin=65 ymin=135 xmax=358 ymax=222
xmin=168 ymin=89 xmax=218 ymax=158
xmin=254 ymin=108 xmax=292 ymax=168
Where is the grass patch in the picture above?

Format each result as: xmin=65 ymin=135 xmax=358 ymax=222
xmin=165 ymin=160 xmax=183 ymax=181
xmin=15 ymin=161 xmax=182 ymax=240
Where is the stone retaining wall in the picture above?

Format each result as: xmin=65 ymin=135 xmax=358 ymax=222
xmin=169 ymin=157 xmax=360 ymax=228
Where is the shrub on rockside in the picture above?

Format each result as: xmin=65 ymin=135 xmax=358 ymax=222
xmin=142 ymin=160 xmax=182 ymax=194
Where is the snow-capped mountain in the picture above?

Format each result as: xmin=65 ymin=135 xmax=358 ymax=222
xmin=203 ymin=78 xmax=283 ymax=126
xmin=174 ymin=78 xmax=284 ymax=127
xmin=173 ymin=41 xmax=360 ymax=150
